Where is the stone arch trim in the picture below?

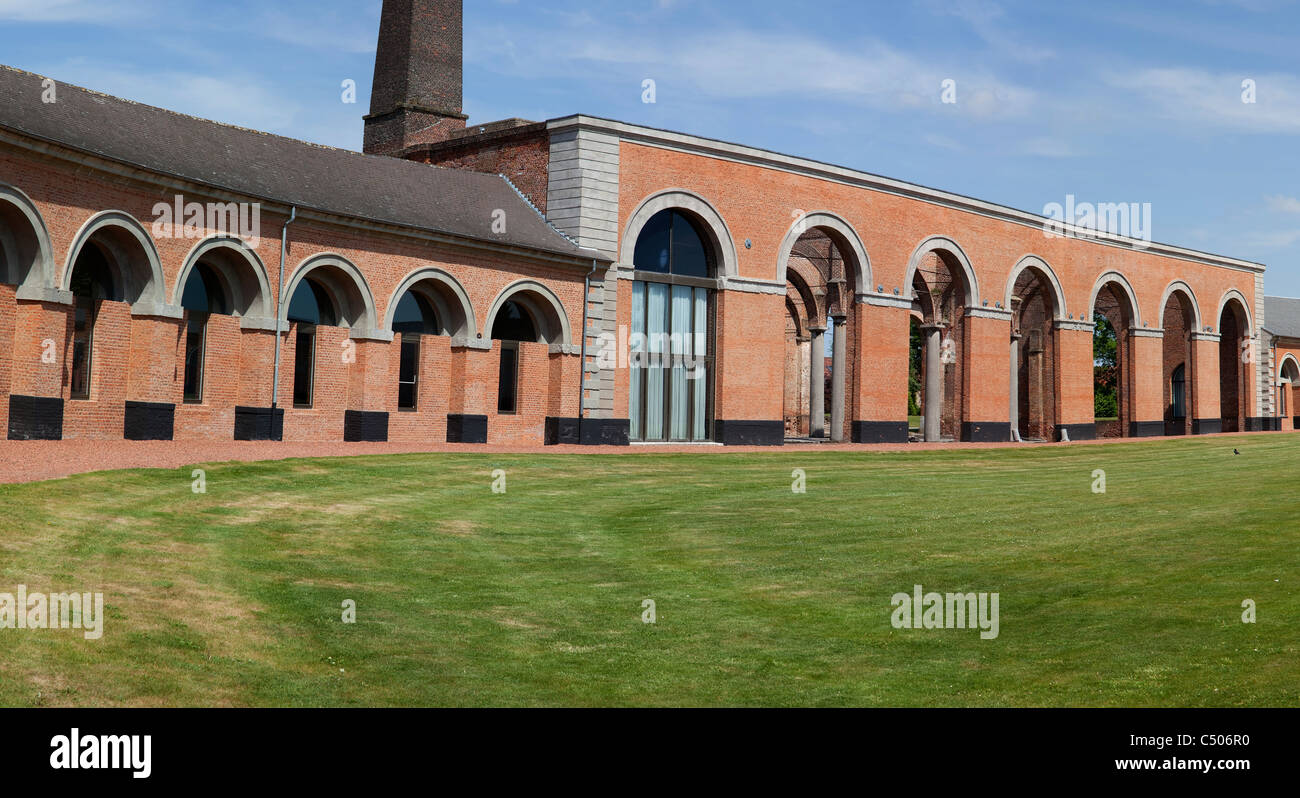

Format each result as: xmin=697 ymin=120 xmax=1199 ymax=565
xmin=482 ymin=279 xmax=575 ymax=351
xmin=619 ymin=189 xmax=739 ymax=280
xmin=1157 ymin=280 xmax=1203 ymax=332
xmin=1005 ymin=254 xmax=1068 ymax=320
xmin=383 ymin=266 xmax=477 ymax=344
xmin=62 ymin=209 xmax=174 ymax=317
xmin=775 ymin=211 xmax=870 ymax=295
xmin=1278 ymin=353 xmax=1300 ymax=382
xmin=1215 ymin=288 xmax=1254 ymax=335
xmin=281 ymin=252 xmax=383 ymax=340
xmin=904 ymin=235 xmax=980 ymax=308
xmin=173 ymin=235 xmax=276 ymax=330
xmin=0 ymin=181 xmax=60 ymax=300
xmin=1087 ymin=270 xmax=1143 ymax=328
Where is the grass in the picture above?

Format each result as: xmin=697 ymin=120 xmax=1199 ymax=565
xmin=0 ymin=433 xmax=1296 ymax=707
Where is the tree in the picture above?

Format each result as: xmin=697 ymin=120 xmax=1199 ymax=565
xmin=1094 ymin=315 xmax=1118 ymax=418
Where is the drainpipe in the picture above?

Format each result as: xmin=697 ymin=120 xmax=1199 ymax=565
xmin=578 ymin=259 xmax=601 ymax=424
xmin=271 ymin=206 xmax=297 ymax=409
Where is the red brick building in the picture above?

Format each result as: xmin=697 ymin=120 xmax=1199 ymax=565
xmin=0 ymin=0 xmax=1282 ymax=447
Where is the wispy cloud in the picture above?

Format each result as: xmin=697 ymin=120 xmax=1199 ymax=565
xmin=1106 ymin=67 xmax=1300 ymax=133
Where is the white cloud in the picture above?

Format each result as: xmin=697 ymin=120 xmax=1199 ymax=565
xmin=1266 ymin=195 xmax=1300 ymax=214
xmin=1108 ymin=67 xmax=1300 ymax=133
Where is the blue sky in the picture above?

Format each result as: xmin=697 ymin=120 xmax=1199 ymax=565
xmin=2 ymin=0 xmax=1299 ymax=293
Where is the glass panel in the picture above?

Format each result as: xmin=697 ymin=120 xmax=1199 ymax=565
xmin=670 ymin=284 xmax=690 ymax=440
xmin=692 ymin=288 xmax=709 ymax=440
xmin=645 ymin=282 xmax=667 ymax=440
xmin=70 ymin=297 xmax=92 ymax=400
xmin=497 ymin=344 xmax=519 ymax=414
xmin=183 ymin=314 xmax=206 ymax=403
xmin=398 ymin=335 xmax=419 ymax=410
xmin=293 ymin=327 xmax=315 ymax=407
xmin=629 ymin=281 xmax=645 ymax=440
xmin=671 ymin=212 xmax=711 ymax=277
xmin=632 ymin=211 xmax=672 ymax=273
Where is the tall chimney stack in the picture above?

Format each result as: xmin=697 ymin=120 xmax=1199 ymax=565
xmin=363 ymin=0 xmax=468 ymax=156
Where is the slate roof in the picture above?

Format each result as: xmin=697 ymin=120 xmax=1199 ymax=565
xmin=1263 ymin=296 xmax=1300 ymax=338
xmin=0 ymin=65 xmax=603 ymax=263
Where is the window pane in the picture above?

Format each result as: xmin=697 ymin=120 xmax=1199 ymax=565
xmin=183 ymin=314 xmax=206 ymax=403
xmin=497 ymin=344 xmax=519 ymax=414
xmin=692 ymin=288 xmax=709 ymax=440
xmin=645 ymin=283 xmax=667 ymax=440
xmin=632 ymin=211 xmax=672 ymax=273
xmin=293 ymin=328 xmax=315 ymax=407
xmin=629 ymin=281 xmax=645 ymax=440
xmin=670 ymin=284 xmax=691 ymax=440
xmin=398 ymin=336 xmax=419 ymax=410
xmin=671 ymin=212 xmax=711 ymax=277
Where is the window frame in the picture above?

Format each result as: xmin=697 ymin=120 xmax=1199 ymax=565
xmin=397 ymin=332 xmax=421 ymax=412
xmin=292 ymin=324 xmax=317 ymax=409
xmin=497 ymin=340 xmax=520 ymax=415
xmin=182 ymin=311 xmax=209 ymax=405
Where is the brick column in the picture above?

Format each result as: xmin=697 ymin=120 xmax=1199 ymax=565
xmin=851 ymin=297 xmax=910 ymax=443
xmin=962 ymin=309 xmax=1012 ymax=441
xmin=1055 ymin=323 xmax=1096 ymax=440
xmin=1129 ymin=329 xmax=1165 ymax=437
xmin=1191 ymin=332 xmax=1221 ymax=434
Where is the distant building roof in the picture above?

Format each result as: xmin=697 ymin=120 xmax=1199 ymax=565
xmin=1264 ymin=296 xmax=1300 ymax=338
xmin=0 ymin=65 xmax=603 ymax=263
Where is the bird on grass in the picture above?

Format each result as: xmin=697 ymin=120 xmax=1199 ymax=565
xmin=1234 ymin=448 xmax=1240 ymax=455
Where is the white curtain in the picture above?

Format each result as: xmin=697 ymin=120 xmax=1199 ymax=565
xmin=692 ymin=288 xmax=709 ymax=440
xmin=629 ymin=281 xmax=644 ymax=439
xmin=645 ymin=282 xmax=667 ymax=440
xmin=670 ymin=285 xmax=691 ymax=440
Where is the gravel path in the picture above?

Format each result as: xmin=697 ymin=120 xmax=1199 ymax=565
xmin=0 ymin=433 xmax=1254 ymax=485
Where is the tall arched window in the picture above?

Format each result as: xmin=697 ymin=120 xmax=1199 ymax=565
xmin=629 ymin=209 xmax=715 ymax=441
xmin=179 ymin=262 xmax=231 ymax=403
xmin=491 ymin=300 xmax=538 ymax=414
xmin=68 ymin=243 xmax=118 ymax=400
xmin=1170 ymin=363 xmax=1186 ymax=420
xmin=287 ymin=278 xmax=338 ymax=408
xmin=392 ymin=291 xmax=439 ymax=410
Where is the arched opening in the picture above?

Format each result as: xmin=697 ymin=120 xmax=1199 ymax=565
xmin=67 ymin=242 xmax=119 ymax=400
xmin=627 ymin=208 xmax=716 ymax=442
xmin=485 ymin=284 xmax=568 ymax=417
xmin=1161 ymin=290 xmax=1197 ymax=435
xmin=782 ymin=268 xmax=819 ymax=438
xmin=179 ymin=262 xmax=231 ymax=404
xmin=0 ymin=192 xmax=49 ymax=290
xmin=1091 ymin=280 xmax=1136 ymax=438
xmin=286 ymin=276 xmax=340 ymax=409
xmin=1279 ymin=356 xmax=1299 ymax=426
xmin=1218 ymin=298 xmax=1251 ymax=432
xmin=1010 ymin=266 xmax=1058 ymax=441
xmin=910 ymin=249 xmax=971 ymax=442
xmin=392 ymin=291 xmax=439 ymax=411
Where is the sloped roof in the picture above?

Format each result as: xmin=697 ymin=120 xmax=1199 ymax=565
xmin=1264 ymin=296 xmax=1300 ymax=338
xmin=0 ymin=65 xmax=603 ymax=263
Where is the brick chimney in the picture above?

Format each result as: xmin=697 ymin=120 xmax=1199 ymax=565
xmin=363 ymin=0 xmax=469 ymax=156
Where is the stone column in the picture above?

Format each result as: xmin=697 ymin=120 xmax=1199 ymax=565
xmin=1009 ymin=331 xmax=1021 ymax=439
xmin=831 ymin=315 xmax=847 ymax=442
xmin=922 ymin=323 xmax=944 ymax=442
xmin=809 ymin=325 xmax=825 ymax=438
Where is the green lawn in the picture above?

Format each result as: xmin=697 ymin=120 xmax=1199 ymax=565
xmin=0 ymin=434 xmax=1296 ymax=707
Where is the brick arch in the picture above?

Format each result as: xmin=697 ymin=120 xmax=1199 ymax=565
xmin=1215 ymin=289 xmax=1253 ymax=334
xmin=383 ymin=266 xmax=477 ymax=344
xmin=775 ymin=211 xmax=870 ymax=295
xmin=282 ymin=252 xmax=382 ymax=339
xmin=620 ymin=189 xmax=738 ymax=279
xmin=1158 ymin=280 xmax=1203 ymax=332
xmin=0 ymin=181 xmax=57 ymax=298
xmin=1004 ymin=255 xmax=1067 ymax=319
xmin=784 ymin=255 xmax=823 ymax=324
xmin=62 ymin=209 xmax=172 ymax=316
xmin=1087 ymin=270 xmax=1142 ymax=327
xmin=904 ymin=235 xmax=980 ymax=308
xmin=1279 ymin=353 xmax=1300 ymax=381
xmin=173 ymin=235 xmax=276 ymax=330
xmin=482 ymin=279 xmax=573 ymax=349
